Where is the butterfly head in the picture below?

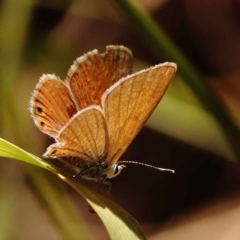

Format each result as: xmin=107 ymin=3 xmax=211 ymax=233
xmin=76 ymin=162 xmax=126 ymax=183
xmin=105 ymin=163 xmax=126 ymax=179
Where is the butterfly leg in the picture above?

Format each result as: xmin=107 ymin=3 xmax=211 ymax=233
xmin=72 ymin=173 xmax=79 ymax=178
xmin=105 ymin=181 xmax=112 ymax=194
xmin=72 ymin=162 xmax=99 ymax=178
xmin=97 ymin=175 xmax=112 ymax=194
xmin=72 ymin=167 xmax=89 ymax=178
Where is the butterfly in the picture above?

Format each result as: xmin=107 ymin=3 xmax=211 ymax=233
xmin=30 ymin=45 xmax=177 ymax=184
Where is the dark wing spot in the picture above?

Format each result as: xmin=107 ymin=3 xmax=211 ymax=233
xmin=36 ymin=107 xmax=43 ymax=114
xmin=40 ymin=121 xmax=45 ymax=127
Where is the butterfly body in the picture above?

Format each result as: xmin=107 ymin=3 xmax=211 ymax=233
xmin=30 ymin=45 xmax=176 ymax=183
xmin=50 ymin=145 xmax=125 ymax=182
xmin=74 ymin=161 xmax=125 ymax=183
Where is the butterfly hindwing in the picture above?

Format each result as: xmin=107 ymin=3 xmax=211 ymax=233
xmin=103 ymin=63 xmax=177 ymax=164
xmin=44 ymin=106 xmax=109 ymax=168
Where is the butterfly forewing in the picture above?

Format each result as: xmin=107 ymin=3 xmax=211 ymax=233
xmin=45 ymin=106 xmax=109 ymax=166
xmin=103 ymin=63 xmax=177 ymax=163
xmin=30 ymin=74 xmax=77 ymax=137
xmin=66 ymin=45 xmax=133 ymax=109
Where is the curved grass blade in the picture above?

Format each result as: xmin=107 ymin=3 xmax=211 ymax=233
xmin=0 ymin=138 xmax=146 ymax=240
xmin=0 ymin=138 xmax=47 ymax=169
xmin=60 ymin=175 xmax=147 ymax=240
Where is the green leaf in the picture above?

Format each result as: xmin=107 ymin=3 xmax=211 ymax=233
xmin=0 ymin=138 xmax=146 ymax=240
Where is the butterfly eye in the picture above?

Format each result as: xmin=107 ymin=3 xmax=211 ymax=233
xmin=114 ymin=165 xmax=119 ymax=174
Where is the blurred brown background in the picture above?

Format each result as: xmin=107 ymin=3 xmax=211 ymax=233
xmin=1 ymin=0 xmax=240 ymax=239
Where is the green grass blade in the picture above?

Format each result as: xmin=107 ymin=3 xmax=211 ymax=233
xmin=60 ymin=175 xmax=147 ymax=240
xmin=0 ymin=138 xmax=47 ymax=169
xmin=0 ymin=138 xmax=146 ymax=240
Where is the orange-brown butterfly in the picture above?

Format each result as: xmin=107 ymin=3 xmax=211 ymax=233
xmin=30 ymin=45 xmax=177 ymax=184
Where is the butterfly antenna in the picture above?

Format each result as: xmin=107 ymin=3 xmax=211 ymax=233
xmin=118 ymin=161 xmax=175 ymax=173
